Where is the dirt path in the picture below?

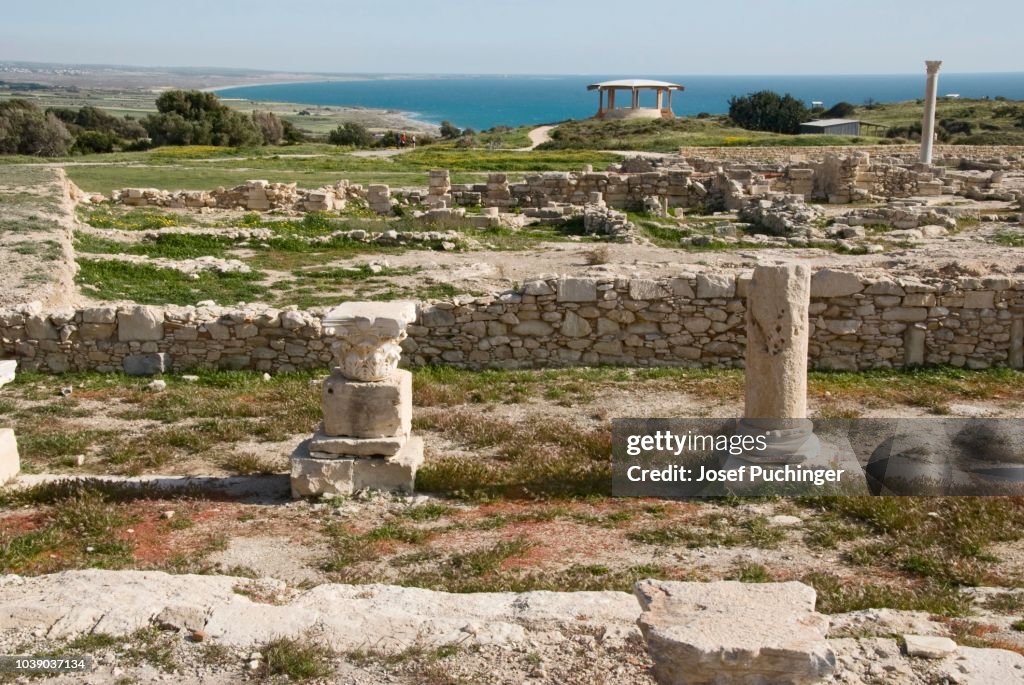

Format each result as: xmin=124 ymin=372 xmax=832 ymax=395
xmin=512 ymin=125 xmax=555 ymax=151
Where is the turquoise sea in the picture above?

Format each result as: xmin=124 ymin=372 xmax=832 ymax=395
xmin=216 ymin=73 xmax=1024 ymax=131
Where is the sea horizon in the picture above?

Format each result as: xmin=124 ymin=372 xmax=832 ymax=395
xmin=215 ymin=72 xmax=1024 ymax=130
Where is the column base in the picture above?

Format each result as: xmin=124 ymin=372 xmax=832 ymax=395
xmin=290 ymin=436 xmax=424 ymax=498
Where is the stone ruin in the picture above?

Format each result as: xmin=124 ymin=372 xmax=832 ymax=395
xmin=290 ymin=302 xmax=424 ymax=497
xmin=0 ymin=359 xmax=18 ymax=485
xmin=112 ymin=179 xmax=360 ymax=212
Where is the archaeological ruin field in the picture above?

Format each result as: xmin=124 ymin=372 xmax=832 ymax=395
xmin=2 ymin=126 xmax=1024 ymax=684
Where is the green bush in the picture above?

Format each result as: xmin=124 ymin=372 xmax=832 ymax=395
xmin=327 ymin=122 xmax=373 ymax=147
xmin=0 ymin=99 xmax=72 ymax=156
xmin=728 ymin=91 xmax=810 ymax=134
xmin=142 ymin=90 xmax=263 ymax=147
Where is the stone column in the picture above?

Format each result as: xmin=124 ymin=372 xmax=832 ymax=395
xmin=745 ymin=264 xmax=810 ymax=420
xmin=920 ymin=60 xmax=943 ymax=165
xmin=290 ymin=301 xmax=423 ymax=497
xmin=733 ymin=263 xmax=820 ymax=465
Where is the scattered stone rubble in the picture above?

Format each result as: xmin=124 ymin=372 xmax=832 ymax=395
xmin=583 ymin=201 xmax=640 ymax=242
xmin=738 ymin=194 xmax=826 ymax=237
xmin=291 ymin=302 xmax=423 ymax=496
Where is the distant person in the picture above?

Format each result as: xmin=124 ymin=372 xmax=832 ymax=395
xmin=411 ymin=135 xmax=417 ymax=149
xmin=400 ymin=133 xmax=407 ymax=147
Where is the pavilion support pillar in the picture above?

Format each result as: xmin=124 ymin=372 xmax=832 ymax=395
xmin=608 ymin=89 xmax=616 ymax=111
xmin=655 ymin=90 xmax=663 ymax=110
xmin=598 ymin=90 xmax=604 ymax=116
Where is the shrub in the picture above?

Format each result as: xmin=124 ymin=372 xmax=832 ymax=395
xmin=142 ymin=90 xmax=263 ymax=147
xmin=0 ymin=99 xmax=72 ymax=156
xmin=822 ymin=102 xmax=856 ymax=118
xmin=72 ymin=130 xmax=117 ymax=154
xmin=251 ymin=110 xmax=284 ymax=145
xmin=327 ymin=122 xmax=373 ymax=147
xmin=728 ymin=91 xmax=810 ymax=134
xmin=439 ymin=120 xmax=461 ymax=139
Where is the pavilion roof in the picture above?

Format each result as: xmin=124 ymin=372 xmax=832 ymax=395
xmin=587 ymin=79 xmax=684 ymax=91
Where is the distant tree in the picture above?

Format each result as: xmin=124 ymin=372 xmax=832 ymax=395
xmin=327 ymin=122 xmax=374 ymax=147
xmin=142 ymin=90 xmax=263 ymax=147
xmin=728 ymin=91 xmax=810 ymax=134
xmin=281 ymin=120 xmax=306 ymax=144
xmin=439 ymin=120 xmax=461 ymax=139
xmin=252 ymin=110 xmax=284 ymax=145
xmin=0 ymin=99 xmax=72 ymax=156
xmin=822 ymin=102 xmax=856 ymax=119
xmin=72 ymin=130 xmax=117 ymax=154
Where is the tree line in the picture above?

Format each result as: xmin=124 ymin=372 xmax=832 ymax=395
xmin=0 ymin=89 xmax=303 ymax=156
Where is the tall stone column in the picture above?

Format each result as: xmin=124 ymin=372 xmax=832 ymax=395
xmin=920 ymin=60 xmax=943 ymax=165
xmin=733 ymin=263 xmax=820 ymax=465
xmin=745 ymin=264 xmax=810 ymax=420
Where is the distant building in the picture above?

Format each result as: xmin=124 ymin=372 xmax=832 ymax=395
xmin=799 ymin=119 xmax=862 ymax=135
xmin=588 ymin=79 xmax=685 ymax=120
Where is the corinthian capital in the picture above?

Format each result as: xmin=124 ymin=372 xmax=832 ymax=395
xmin=323 ymin=301 xmax=417 ymax=382
xmin=925 ymin=60 xmax=943 ymax=75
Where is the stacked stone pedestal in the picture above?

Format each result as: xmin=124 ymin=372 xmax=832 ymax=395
xmin=425 ymin=170 xmax=452 ymax=208
xmin=290 ymin=301 xmax=422 ymax=498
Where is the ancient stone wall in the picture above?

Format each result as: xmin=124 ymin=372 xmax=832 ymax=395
xmin=3 ymin=271 xmax=1022 ymax=375
xmin=679 ymin=144 xmax=1024 ymax=167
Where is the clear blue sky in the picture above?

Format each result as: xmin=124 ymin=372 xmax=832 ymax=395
xmin=2 ymin=0 xmax=1022 ymax=75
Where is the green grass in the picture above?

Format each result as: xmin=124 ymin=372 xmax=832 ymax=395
xmin=259 ymin=637 xmax=336 ymax=681
xmin=995 ymin=230 xmax=1024 ymax=247
xmin=542 ymin=116 xmax=887 ymax=152
xmin=76 ymin=258 xmax=270 ymax=305
xmin=75 ymin=232 xmax=234 ymax=259
xmin=799 ymin=496 xmax=1024 ymax=587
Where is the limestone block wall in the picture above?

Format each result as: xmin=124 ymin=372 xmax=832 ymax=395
xmin=3 ymin=272 xmax=1021 ymax=375
xmin=679 ymin=145 xmax=1024 ymax=168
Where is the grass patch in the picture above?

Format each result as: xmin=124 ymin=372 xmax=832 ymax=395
xmin=415 ymin=411 xmax=611 ymax=499
xmin=799 ymin=496 xmax=1024 ymax=586
xmin=259 ymin=636 xmax=335 ymax=681
xmin=628 ymin=514 xmax=785 ymax=549
xmin=76 ymin=259 xmax=269 ymax=306
xmin=806 ymin=572 xmax=970 ymax=616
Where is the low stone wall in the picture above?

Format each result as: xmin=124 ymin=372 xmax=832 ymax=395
xmin=3 ymin=270 xmax=1022 ymax=374
xmin=679 ymin=144 xmax=1024 ymax=166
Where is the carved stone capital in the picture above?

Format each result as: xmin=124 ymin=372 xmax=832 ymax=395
xmin=322 ymin=301 xmax=417 ymax=382
xmin=925 ymin=60 xmax=943 ymax=75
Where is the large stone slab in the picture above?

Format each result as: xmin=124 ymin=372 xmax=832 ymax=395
xmin=321 ymin=369 xmax=411 ymax=438
xmin=122 ymin=352 xmax=170 ymax=376
xmin=556 ymin=278 xmax=598 ymax=302
xmin=291 ymin=437 xmax=423 ymax=497
xmin=935 ymin=646 xmax=1024 ymax=684
xmin=0 ymin=428 xmax=19 ymax=484
xmin=117 ymin=305 xmax=164 ymax=342
xmin=635 ymin=580 xmax=835 ymax=685
xmin=0 ymin=569 xmax=640 ymax=651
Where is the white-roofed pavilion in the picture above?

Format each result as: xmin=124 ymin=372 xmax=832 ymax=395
xmin=587 ymin=79 xmax=684 ymax=120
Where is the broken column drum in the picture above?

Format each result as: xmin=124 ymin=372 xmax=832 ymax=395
xmin=290 ymin=302 xmax=424 ymax=497
xmin=730 ymin=264 xmax=820 ymax=466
